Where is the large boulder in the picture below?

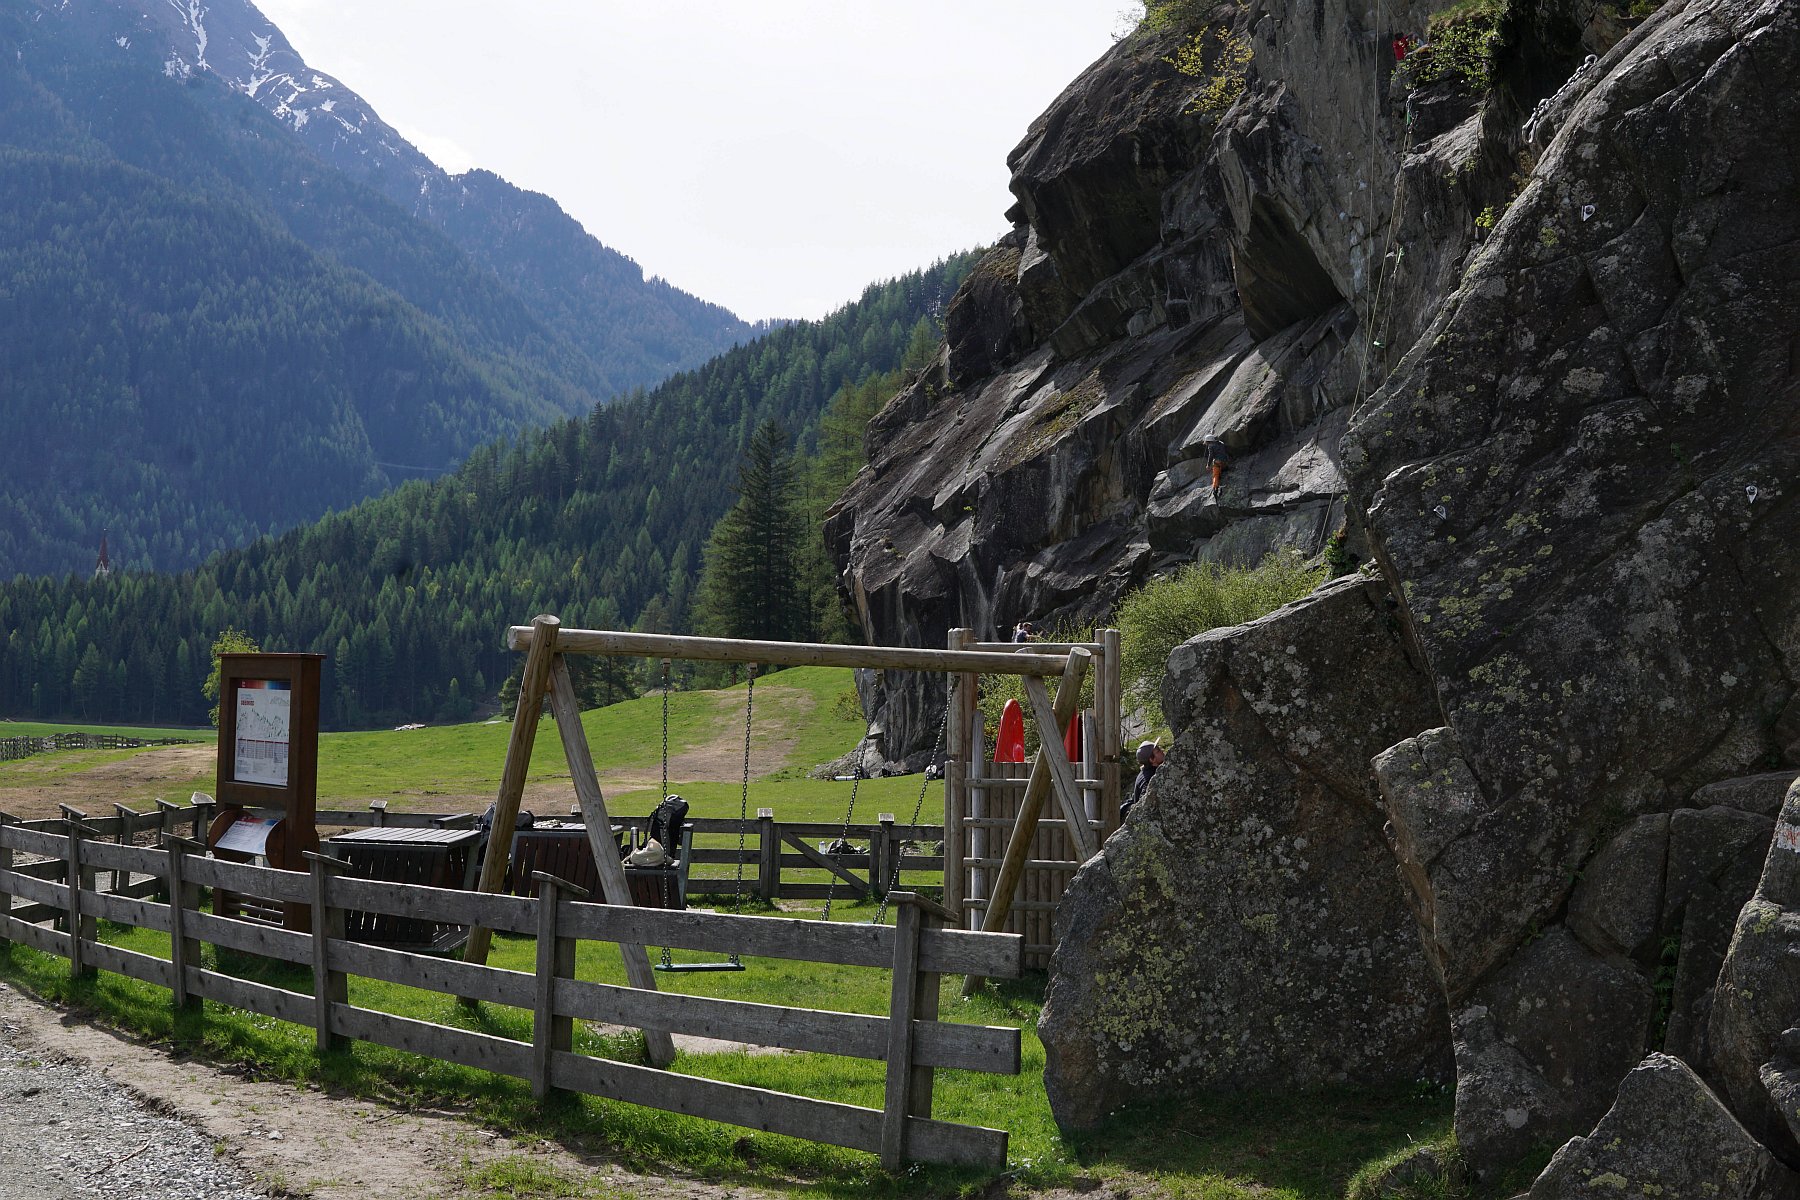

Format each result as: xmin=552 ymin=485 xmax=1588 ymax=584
xmin=1527 ymin=1054 xmax=1800 ymax=1199
xmin=1709 ymin=779 xmax=1800 ymax=1162
xmin=1346 ymin=0 xmax=1800 ymax=1169
xmin=1038 ymin=576 xmax=1448 ymax=1129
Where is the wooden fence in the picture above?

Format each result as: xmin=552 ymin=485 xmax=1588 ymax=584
xmin=0 ymin=813 xmax=1023 ymax=1170
xmin=246 ymin=802 xmax=946 ymax=903
xmin=0 ymin=731 xmax=197 ymax=762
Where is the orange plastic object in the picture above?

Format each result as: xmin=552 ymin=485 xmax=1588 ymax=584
xmin=994 ymin=699 xmax=1027 ymax=762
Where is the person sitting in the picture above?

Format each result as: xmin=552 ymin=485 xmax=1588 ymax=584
xmin=1122 ymin=740 xmax=1164 ymax=821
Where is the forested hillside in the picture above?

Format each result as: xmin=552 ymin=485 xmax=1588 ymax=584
xmin=0 ymin=1 xmax=753 ymax=578
xmin=0 ymin=256 xmax=976 ymax=728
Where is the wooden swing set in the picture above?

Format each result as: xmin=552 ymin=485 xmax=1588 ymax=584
xmin=461 ymin=616 xmax=1122 ymax=1067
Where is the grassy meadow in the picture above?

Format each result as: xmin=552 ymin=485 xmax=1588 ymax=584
xmin=0 ymin=664 xmax=1458 ymax=1198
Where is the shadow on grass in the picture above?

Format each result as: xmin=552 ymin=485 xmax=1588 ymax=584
xmin=1066 ymin=1084 xmax=1456 ymax=1199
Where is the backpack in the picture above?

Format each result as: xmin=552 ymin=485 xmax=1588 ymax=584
xmin=647 ymin=794 xmax=689 ymax=862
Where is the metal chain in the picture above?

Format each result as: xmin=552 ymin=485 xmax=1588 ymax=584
xmin=821 ymin=762 xmax=865 ymax=921
xmin=874 ymin=683 xmax=952 ymax=926
xmin=726 ymin=665 xmax=754 ymax=970
xmin=658 ymin=658 xmax=673 ymax=970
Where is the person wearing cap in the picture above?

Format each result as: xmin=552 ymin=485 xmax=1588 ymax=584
xmin=1012 ymin=621 xmax=1037 ymax=643
xmin=1123 ymin=740 xmax=1164 ymax=821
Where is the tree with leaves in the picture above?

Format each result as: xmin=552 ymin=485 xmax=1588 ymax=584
xmin=202 ymin=628 xmax=261 ymax=727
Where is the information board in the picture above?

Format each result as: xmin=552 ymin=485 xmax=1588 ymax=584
xmin=232 ymin=680 xmax=292 ymax=786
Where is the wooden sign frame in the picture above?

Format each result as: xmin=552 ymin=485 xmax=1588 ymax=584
xmin=213 ymin=653 xmax=323 ymax=928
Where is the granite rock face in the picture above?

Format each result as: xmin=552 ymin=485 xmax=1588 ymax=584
xmin=1527 ymin=1054 xmax=1800 ymax=1200
xmin=827 ymin=0 xmax=1505 ymax=766
xmin=1709 ymin=779 xmax=1800 ymax=1163
xmin=1346 ymin=0 xmax=1800 ymax=1169
xmin=1038 ymin=576 xmax=1449 ymax=1128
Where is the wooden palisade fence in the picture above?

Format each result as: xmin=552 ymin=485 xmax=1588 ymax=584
xmin=0 ymin=808 xmax=1024 ymax=1169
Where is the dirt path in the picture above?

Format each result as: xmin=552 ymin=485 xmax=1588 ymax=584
xmin=0 ymin=745 xmax=214 ymax=823
xmin=0 ymin=983 xmax=765 ymax=1200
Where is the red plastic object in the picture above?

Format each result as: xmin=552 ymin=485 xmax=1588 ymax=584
xmin=1064 ymin=713 xmax=1083 ymax=763
xmin=1392 ymin=34 xmax=1412 ymax=61
xmin=994 ymin=699 xmax=1026 ymax=763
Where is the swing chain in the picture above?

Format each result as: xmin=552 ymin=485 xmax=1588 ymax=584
xmin=821 ymin=760 xmax=865 ymax=922
xmin=874 ymin=681 xmax=952 ymax=927
xmin=658 ymin=659 xmax=674 ymax=970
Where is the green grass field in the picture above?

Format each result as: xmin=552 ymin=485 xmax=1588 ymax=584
xmin=0 ymin=668 xmax=1459 ymax=1197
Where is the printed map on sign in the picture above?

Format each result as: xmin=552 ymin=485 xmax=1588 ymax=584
xmin=234 ymin=679 xmax=291 ymax=786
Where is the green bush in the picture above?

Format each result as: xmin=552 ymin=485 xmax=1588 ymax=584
xmin=1404 ymin=0 xmax=1505 ymax=93
xmin=1117 ymin=552 xmax=1326 ymax=734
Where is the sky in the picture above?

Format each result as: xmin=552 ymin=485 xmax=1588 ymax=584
xmin=252 ymin=2 xmax=1131 ymax=322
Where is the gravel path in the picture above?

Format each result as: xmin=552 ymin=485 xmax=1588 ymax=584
xmin=0 ymin=1017 xmax=259 ymax=1200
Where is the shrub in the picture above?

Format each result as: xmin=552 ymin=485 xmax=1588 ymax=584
xmin=1116 ymin=551 xmax=1326 ymax=734
xmin=1168 ymin=28 xmax=1255 ymax=118
xmin=1403 ymin=0 xmax=1505 ymax=93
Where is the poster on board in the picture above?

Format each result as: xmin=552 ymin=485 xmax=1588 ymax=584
xmin=233 ymin=679 xmax=292 ymax=786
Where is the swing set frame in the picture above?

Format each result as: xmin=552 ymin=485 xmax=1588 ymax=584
xmin=461 ymin=615 xmax=1119 ymax=1065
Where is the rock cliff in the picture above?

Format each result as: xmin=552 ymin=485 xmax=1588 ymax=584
xmin=832 ymin=0 xmax=1800 ymax=1186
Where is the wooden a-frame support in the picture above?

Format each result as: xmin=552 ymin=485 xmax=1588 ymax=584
xmin=463 ymin=615 xmax=676 ymax=1069
xmin=460 ymin=615 xmax=1104 ymax=1028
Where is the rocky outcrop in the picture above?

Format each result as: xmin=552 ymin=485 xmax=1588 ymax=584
xmin=1346 ymin=0 xmax=1800 ymax=1171
xmin=827 ymin=0 xmax=1510 ymax=766
xmin=1526 ymin=1054 xmax=1800 ymax=1199
xmin=1038 ymin=576 xmax=1449 ymax=1128
xmin=1709 ymin=779 xmax=1800 ymax=1163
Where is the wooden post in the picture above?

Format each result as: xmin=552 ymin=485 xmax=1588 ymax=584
xmin=962 ymin=648 xmax=1090 ymax=997
xmin=163 ymin=836 xmax=202 ymax=1012
xmin=881 ymin=896 xmax=925 ymax=1170
xmin=111 ymin=803 xmax=134 ymax=895
xmin=543 ymin=654 xmax=677 ymax=1069
xmin=368 ymin=799 xmax=389 ymax=827
xmin=757 ymin=808 xmax=777 ymax=900
xmin=942 ymin=630 xmax=971 ymax=926
xmin=0 ymin=813 xmax=14 ymax=954
xmin=465 ymin=614 xmax=561 ymax=969
xmin=305 ymin=852 xmax=349 ymax=1053
xmin=188 ymin=795 xmax=214 ymax=845
xmin=1020 ymin=675 xmax=1097 ymax=861
xmin=873 ymin=814 xmax=896 ymax=898
xmin=65 ymin=820 xmax=94 ymax=980
xmin=1100 ymin=628 xmax=1123 ymax=834
xmin=531 ymin=870 xmax=587 ymax=1100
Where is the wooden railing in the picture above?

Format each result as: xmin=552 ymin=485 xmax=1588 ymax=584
xmin=0 ymin=731 xmax=197 ymax=762
xmin=0 ymin=815 xmax=1023 ymax=1170
xmin=250 ymin=802 xmax=948 ymax=902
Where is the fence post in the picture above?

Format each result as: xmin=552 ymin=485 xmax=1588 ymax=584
xmin=305 ymin=852 xmax=349 ymax=1053
xmin=65 ymin=820 xmax=94 ymax=980
xmin=531 ymin=870 xmax=587 ymax=1101
xmin=872 ymin=814 xmax=895 ymax=899
xmin=162 ymin=836 xmax=202 ymax=1012
xmin=881 ymin=892 xmax=947 ymax=1169
xmin=368 ymin=799 xmax=389 ymax=828
xmin=0 ymin=813 xmax=14 ymax=954
xmin=757 ymin=808 xmax=777 ymax=900
xmin=111 ymin=804 xmax=135 ymax=895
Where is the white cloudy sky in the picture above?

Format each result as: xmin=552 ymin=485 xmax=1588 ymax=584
xmin=253 ymin=2 xmax=1129 ymax=322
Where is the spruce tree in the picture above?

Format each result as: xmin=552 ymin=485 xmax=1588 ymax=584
xmin=697 ymin=421 xmax=809 ymax=643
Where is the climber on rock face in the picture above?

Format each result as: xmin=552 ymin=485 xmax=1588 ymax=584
xmin=1204 ymin=438 xmax=1231 ymax=493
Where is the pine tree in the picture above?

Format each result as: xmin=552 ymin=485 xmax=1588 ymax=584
xmin=696 ymin=421 xmax=809 ymax=643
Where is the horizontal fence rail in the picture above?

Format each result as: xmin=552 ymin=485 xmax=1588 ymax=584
xmin=0 ymin=812 xmax=1023 ymax=1170
xmin=0 ymin=731 xmax=197 ymax=762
